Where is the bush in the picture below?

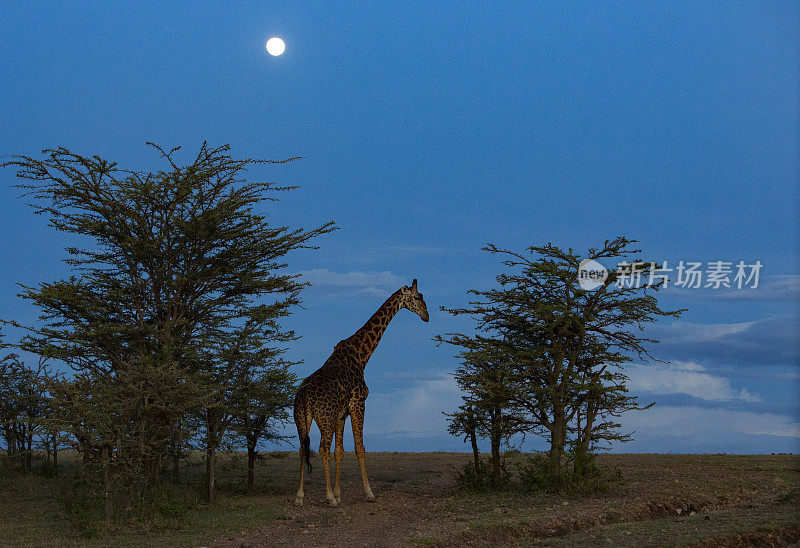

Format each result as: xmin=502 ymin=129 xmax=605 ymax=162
xmin=127 ymin=483 xmax=195 ymax=522
xmin=58 ymin=472 xmax=196 ymax=536
xmin=454 ymin=452 xmax=623 ymax=494
xmin=515 ymin=452 xmax=619 ymax=494
xmin=455 ymin=458 xmax=512 ymax=492
xmin=58 ymin=481 xmax=104 ymax=539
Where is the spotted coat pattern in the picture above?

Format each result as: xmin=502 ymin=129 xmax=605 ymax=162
xmin=293 ymin=279 xmax=429 ymax=506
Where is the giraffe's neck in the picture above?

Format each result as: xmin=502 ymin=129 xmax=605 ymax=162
xmin=347 ymin=290 xmax=404 ymax=368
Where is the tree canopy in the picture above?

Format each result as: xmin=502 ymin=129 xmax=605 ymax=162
xmin=438 ymin=237 xmax=682 ymax=483
xmin=2 ymin=143 xmax=334 ymax=511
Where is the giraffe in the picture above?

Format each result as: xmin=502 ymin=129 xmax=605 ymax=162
xmin=293 ymin=279 xmax=429 ymax=507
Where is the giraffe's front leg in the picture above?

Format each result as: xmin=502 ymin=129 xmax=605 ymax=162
xmin=319 ymin=426 xmax=337 ymax=507
xmin=333 ymin=417 xmax=346 ymax=504
xmin=349 ymin=400 xmax=375 ymax=502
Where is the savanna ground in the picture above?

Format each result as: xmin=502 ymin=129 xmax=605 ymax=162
xmin=1 ymin=451 xmax=797 ymax=547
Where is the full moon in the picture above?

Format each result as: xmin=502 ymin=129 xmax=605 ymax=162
xmin=266 ymin=37 xmax=286 ymax=56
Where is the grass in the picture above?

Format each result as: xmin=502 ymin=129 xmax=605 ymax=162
xmin=0 ymin=452 xmax=287 ymax=547
xmin=0 ymin=452 xmax=797 ymax=546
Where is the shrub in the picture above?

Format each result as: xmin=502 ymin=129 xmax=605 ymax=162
xmin=455 ymin=458 xmax=512 ymax=492
xmin=515 ymin=452 xmax=619 ymax=494
xmin=58 ymin=480 xmax=104 ymax=538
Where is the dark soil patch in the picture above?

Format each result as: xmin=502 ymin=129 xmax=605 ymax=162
xmin=219 ymin=453 xmax=799 ymax=547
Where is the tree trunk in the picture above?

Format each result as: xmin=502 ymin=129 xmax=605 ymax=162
xmin=466 ymin=406 xmax=480 ymax=469
xmin=575 ymin=405 xmax=597 ymax=476
xmin=206 ymin=412 xmax=217 ymax=504
xmin=490 ymin=437 xmax=501 ymax=488
xmin=171 ymin=428 xmax=181 ymax=483
xmin=101 ymin=446 xmax=113 ymax=521
xmin=26 ymin=429 xmax=33 ymax=471
xmin=469 ymin=428 xmax=480 ymax=470
xmin=5 ymin=427 xmax=14 ymax=455
xmin=172 ymin=421 xmax=181 ymax=482
xmin=549 ymin=410 xmax=567 ymax=474
xmin=247 ymin=441 xmax=256 ymax=489
xmin=44 ymin=436 xmax=51 ymax=471
xmin=490 ymin=405 xmax=501 ymax=489
xmin=206 ymin=444 xmax=216 ymax=504
xmin=52 ymin=433 xmax=58 ymax=474
xmin=172 ymin=450 xmax=180 ymax=482
xmin=14 ymin=425 xmax=22 ymax=469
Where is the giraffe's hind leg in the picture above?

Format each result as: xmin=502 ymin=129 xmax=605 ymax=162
xmin=295 ymin=443 xmax=306 ymax=507
xmin=317 ymin=417 xmax=338 ymax=507
xmin=333 ymin=415 xmax=346 ymax=504
xmin=294 ymin=392 xmax=313 ymax=507
xmin=349 ymin=400 xmax=375 ymax=502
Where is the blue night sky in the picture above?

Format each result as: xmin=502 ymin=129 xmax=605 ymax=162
xmin=1 ymin=2 xmax=798 ymax=454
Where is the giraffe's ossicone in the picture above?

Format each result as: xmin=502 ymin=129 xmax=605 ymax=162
xmin=293 ymin=279 xmax=429 ymax=507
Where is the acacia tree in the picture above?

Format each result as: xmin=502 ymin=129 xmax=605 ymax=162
xmin=439 ymin=337 xmax=526 ymax=488
xmin=236 ymin=363 xmax=296 ymax=490
xmin=200 ymin=307 xmax=298 ymax=502
xmin=446 ymin=404 xmax=481 ymax=469
xmin=0 ymin=332 xmax=54 ymax=473
xmin=2 ymin=143 xmax=334 ymax=513
xmin=441 ymin=238 xmax=681 ymax=477
xmin=567 ymin=337 xmax=651 ymax=474
xmin=0 ymin=333 xmax=20 ymax=464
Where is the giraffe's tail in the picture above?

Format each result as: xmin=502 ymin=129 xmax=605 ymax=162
xmin=294 ymin=387 xmax=313 ymax=474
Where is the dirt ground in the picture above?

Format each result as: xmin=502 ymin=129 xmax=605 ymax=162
xmin=211 ymin=453 xmax=799 ymax=547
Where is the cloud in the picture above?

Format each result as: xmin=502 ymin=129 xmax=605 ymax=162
xmin=714 ymin=274 xmax=800 ymax=301
xmin=666 ymin=274 xmax=800 ymax=302
xmin=667 ymin=361 xmax=705 ymax=371
xmin=355 ymin=245 xmax=451 ymax=263
xmin=652 ymin=315 xmax=800 ymax=367
xmin=355 ymin=287 xmax=390 ymax=299
xmin=300 ymin=269 xmax=404 ymax=288
xmin=360 ymin=377 xmax=798 ymax=454
xmin=626 ymin=362 xmax=762 ymax=402
xmin=366 ymin=375 xmax=463 ymax=438
xmin=658 ymin=321 xmax=756 ymax=344
xmin=622 ymin=405 xmax=800 ymax=440
xmin=378 ymin=245 xmax=449 ymax=255
xmin=269 ymin=370 xmax=798 ymax=454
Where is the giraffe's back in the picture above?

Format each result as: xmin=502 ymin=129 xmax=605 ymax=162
xmin=299 ymin=351 xmax=366 ymax=424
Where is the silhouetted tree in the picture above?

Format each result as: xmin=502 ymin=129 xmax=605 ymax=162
xmin=200 ymin=308 xmax=297 ymax=501
xmin=0 ymin=332 xmax=18 ymax=463
xmin=440 ymin=238 xmax=681 ymax=479
xmin=439 ymin=337 xmax=526 ymax=488
xmin=0 ymin=332 xmax=55 ymax=473
xmin=446 ymin=404 xmax=481 ymax=469
xmin=2 ymin=143 xmax=334 ymax=513
xmin=237 ymin=363 xmax=296 ymax=489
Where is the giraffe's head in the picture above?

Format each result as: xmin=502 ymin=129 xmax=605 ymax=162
xmin=400 ymin=279 xmax=429 ymax=322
